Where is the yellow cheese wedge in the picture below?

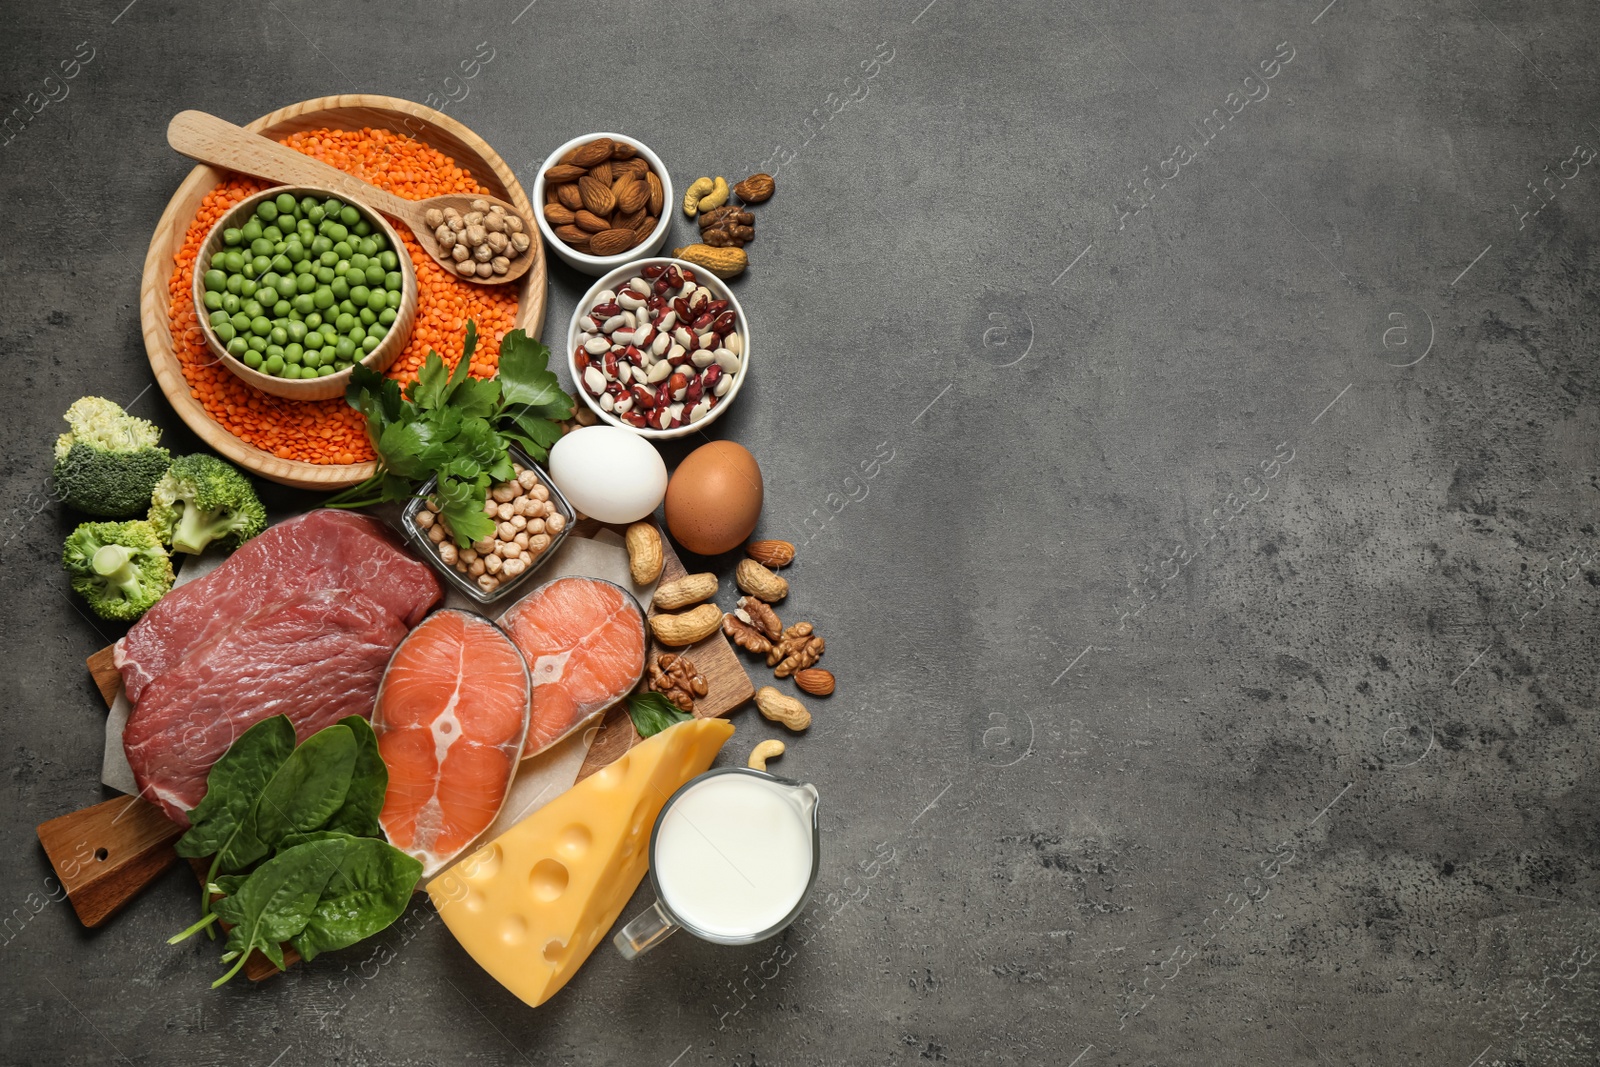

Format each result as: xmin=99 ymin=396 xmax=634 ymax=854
xmin=427 ymin=717 xmax=734 ymax=1007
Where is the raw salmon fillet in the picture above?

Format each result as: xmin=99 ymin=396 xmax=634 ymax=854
xmin=497 ymin=577 xmax=646 ymax=758
xmin=373 ymin=610 xmax=530 ymax=874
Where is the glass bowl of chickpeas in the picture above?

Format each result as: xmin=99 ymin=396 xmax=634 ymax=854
xmin=192 ymin=186 xmax=418 ymax=402
xmin=401 ymin=446 xmax=576 ymax=604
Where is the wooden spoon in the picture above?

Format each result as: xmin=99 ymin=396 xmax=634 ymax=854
xmin=167 ymin=109 xmax=537 ymax=286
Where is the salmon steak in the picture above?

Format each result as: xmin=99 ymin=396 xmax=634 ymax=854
xmin=373 ymin=610 xmax=531 ymax=875
xmin=497 ymin=576 xmax=646 ymax=758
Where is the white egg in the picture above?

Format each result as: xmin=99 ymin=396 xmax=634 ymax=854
xmin=547 ymin=426 xmax=668 ymax=524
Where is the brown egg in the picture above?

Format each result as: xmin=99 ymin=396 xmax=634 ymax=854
xmin=664 ymin=441 xmax=764 ymax=556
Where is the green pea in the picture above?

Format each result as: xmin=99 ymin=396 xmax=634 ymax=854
xmin=318 ymin=365 xmax=336 ymax=377
xmin=297 ymin=220 xmax=316 ymax=240
xmin=208 ymin=308 xmax=228 ymax=327
xmin=271 ymin=253 xmax=293 ymax=274
xmin=241 ymin=218 xmax=263 ymax=242
xmin=365 ymin=288 xmax=388 ymax=313
xmin=358 ymin=307 xmax=376 ymax=326
xmin=287 ymin=294 xmax=311 ymax=318
xmin=247 ymin=334 xmax=268 ymax=353
xmin=363 ymin=236 xmax=382 ymax=256
xmin=288 ymin=309 xmax=304 ymax=322
xmin=237 ymin=344 xmax=258 ymax=365
xmin=223 ymin=228 xmax=244 ymax=247
xmin=321 ymin=323 xmax=339 ymax=338
xmin=348 ymin=323 xmax=366 ymax=343
xmin=378 ymin=308 xmax=396 ymax=326
xmin=386 ymin=289 xmax=402 ymax=310
xmin=334 ymin=337 xmax=356 ymax=360
xmin=349 ymin=284 xmax=370 ymax=307
xmin=318 ymin=250 xmax=338 ymax=268
xmin=251 ymin=254 xmax=271 ymax=275
xmin=383 ymin=271 xmax=403 ymax=292
xmin=305 ymin=312 xmax=323 ymax=329
xmin=221 ymin=293 xmax=241 ymax=314
xmin=313 ymin=287 xmax=335 ymax=310
xmin=259 ymin=272 xmax=280 ymax=292
xmin=289 ymin=275 xmax=311 ymax=298
xmin=257 ymin=201 xmax=279 ymax=223
xmin=203 ymin=291 xmax=225 ymax=312
xmin=332 ymin=241 xmax=353 ymax=259
xmin=311 ymin=235 xmax=333 ymax=255
xmin=299 ymin=196 xmax=319 ymax=215
xmin=348 ymin=252 xmax=369 ymax=270
xmin=304 ymin=331 xmax=324 ymax=350
xmin=209 ymin=252 xmax=227 ymax=270
xmin=280 ymin=364 xmax=300 ymax=379
xmin=266 ymin=325 xmax=287 ymax=347
xmin=334 ymin=312 xmax=355 ymax=333
xmin=265 ymin=344 xmax=285 ymax=361
xmin=301 ymin=348 xmax=321 ymax=368
xmin=324 ymin=198 xmax=344 ymax=215
xmin=263 ymin=354 xmax=284 ymax=375
xmin=294 ymin=260 xmax=314 ymax=276
xmin=338 ymin=299 xmax=356 ymax=316
xmin=357 ymin=263 xmax=381 ymax=287
xmin=323 ymin=222 xmax=349 ymax=243
xmin=330 ymin=278 xmax=350 ymax=300
xmin=341 ymin=267 xmax=363 ymax=288
xmin=230 ymin=311 xmax=252 ymax=334
xmin=274 ymin=276 xmax=297 ymax=300
xmin=315 ymin=266 xmax=335 ymax=284
xmin=284 ymin=348 xmax=302 ymax=366
xmin=374 ymin=250 xmax=395 ymax=270
xmin=275 ymin=192 xmax=297 ymax=216
xmin=246 ymin=239 xmax=269 ymax=259
xmin=223 ymin=251 xmax=246 ymax=273
xmin=250 ymin=315 xmax=273 ymax=337
xmin=284 ymin=320 xmax=306 ymax=343
xmin=241 ymin=300 xmax=264 ymax=319
xmin=262 ymin=225 xmax=283 ymax=242
xmin=336 ymin=205 xmax=358 ymax=227
xmin=238 ymin=278 xmax=258 ymax=299
xmin=284 ymin=242 xmax=305 ymax=264
xmin=366 ymin=319 xmax=386 ymax=338
xmin=273 ymin=300 xmax=292 ymax=318
xmin=359 ymin=335 xmax=378 ymax=354
xmin=272 ymin=241 xmax=287 ymax=256
xmin=352 ymin=220 xmax=371 ymax=237
xmin=226 ymin=274 xmax=244 ymax=295
xmin=215 ymin=322 xmax=236 ymax=343
xmin=307 ymin=204 xmax=326 ymax=225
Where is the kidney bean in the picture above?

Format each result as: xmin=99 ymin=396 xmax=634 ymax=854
xmin=712 ymin=311 xmax=737 ymax=334
xmin=653 ymin=276 xmax=672 ymax=295
xmin=574 ymin=349 xmax=590 ymax=371
xmin=679 ymin=268 xmax=698 ymax=284
xmin=705 ymin=299 xmax=729 ymax=316
xmin=664 ymin=265 xmax=683 ymax=288
xmin=631 ymin=384 xmax=656 ymax=409
xmin=655 ymin=383 xmax=672 ymax=410
xmin=673 ymin=297 xmax=692 ymax=320
xmin=592 ymin=301 xmax=621 ymax=319
xmin=604 ymin=350 xmax=619 ymax=378
xmin=692 ymin=311 xmax=714 ymax=331
xmin=624 ymin=410 xmax=647 ymax=427
xmin=642 ymin=264 xmax=666 ymax=279
xmin=702 ymin=364 xmax=722 ymax=389
xmin=685 ymin=376 xmax=703 ymax=403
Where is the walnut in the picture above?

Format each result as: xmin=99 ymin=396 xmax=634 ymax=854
xmin=699 ymin=205 xmax=755 ymax=248
xmin=736 ymin=596 xmax=781 ymax=640
xmin=767 ymin=622 xmax=824 ymax=677
xmin=723 ymin=612 xmax=772 ymax=654
xmin=648 ymin=653 xmax=707 ymax=712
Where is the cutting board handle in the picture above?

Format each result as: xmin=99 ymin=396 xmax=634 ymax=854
xmin=36 ymin=796 xmax=182 ymax=928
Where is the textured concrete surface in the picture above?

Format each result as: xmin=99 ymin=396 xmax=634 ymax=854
xmin=2 ymin=0 xmax=1598 ymax=1064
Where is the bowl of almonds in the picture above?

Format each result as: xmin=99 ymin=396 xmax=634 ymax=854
xmin=533 ymin=132 xmax=673 ymax=276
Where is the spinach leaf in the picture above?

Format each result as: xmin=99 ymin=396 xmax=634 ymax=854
xmin=289 ymin=835 xmax=423 ymax=962
xmin=209 ymin=837 xmax=348 ymax=985
xmin=248 ymin=724 xmax=357 ymax=854
xmin=628 ymin=692 xmax=693 ymax=739
xmin=323 ymin=717 xmax=386 ymax=839
xmin=175 ymin=716 xmax=295 ymax=865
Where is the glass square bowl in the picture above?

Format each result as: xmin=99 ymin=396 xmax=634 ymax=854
xmin=399 ymin=446 xmax=576 ymax=605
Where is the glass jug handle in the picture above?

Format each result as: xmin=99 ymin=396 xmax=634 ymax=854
xmin=613 ymin=900 xmax=679 ymax=959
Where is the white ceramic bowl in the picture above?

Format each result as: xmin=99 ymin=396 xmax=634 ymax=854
xmin=532 ymin=132 xmax=673 ymax=277
xmin=566 ymin=257 xmax=751 ymax=440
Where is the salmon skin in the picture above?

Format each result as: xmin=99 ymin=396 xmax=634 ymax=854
xmin=497 ymin=576 xmax=646 ymax=759
xmin=372 ymin=610 xmax=531 ymax=875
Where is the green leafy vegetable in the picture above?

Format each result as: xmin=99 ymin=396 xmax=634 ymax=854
xmin=250 ymin=724 xmax=357 ymax=851
xmin=323 ymin=717 xmax=386 ymax=838
xmin=200 ymin=838 xmax=347 ymax=986
xmin=324 ymin=322 xmax=575 ymax=547
xmin=176 ymin=715 xmax=297 ymax=863
xmin=627 ymin=692 xmax=693 ymax=739
xmin=288 ymin=834 xmax=422 ymax=962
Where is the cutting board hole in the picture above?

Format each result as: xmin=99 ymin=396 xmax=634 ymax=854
xmin=94 ymin=848 xmax=108 ymax=862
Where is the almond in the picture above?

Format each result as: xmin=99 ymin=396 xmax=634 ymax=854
xmin=569 ymin=138 xmax=613 ymax=168
xmin=646 ymin=171 xmax=663 ymax=216
xmin=542 ymin=202 xmax=576 ymax=226
xmin=588 ymin=227 xmax=638 ymax=256
xmin=746 ymin=539 xmax=796 ymax=568
xmin=544 ymin=184 xmax=561 ymax=204
xmin=578 ymin=175 xmax=617 ymax=216
xmin=556 ymin=183 xmax=583 ymax=211
xmin=554 ymin=224 xmax=591 ymax=248
xmin=588 ymin=160 xmax=613 ymax=186
xmin=794 ymin=669 xmax=835 ymax=697
xmin=615 ymin=178 xmax=649 ymax=216
xmin=610 ymin=140 xmax=638 ymax=160
xmin=734 ymin=173 xmax=776 ymax=204
xmin=635 ymin=215 xmax=658 ymax=242
xmin=616 ymin=206 xmax=648 ymax=232
xmin=544 ymin=163 xmax=587 ymax=184
xmin=574 ymin=209 xmax=612 ymax=233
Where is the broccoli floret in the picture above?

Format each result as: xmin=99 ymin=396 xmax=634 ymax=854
xmin=149 ymin=454 xmax=267 ymax=555
xmin=52 ymin=397 xmax=171 ymax=518
xmin=62 ymin=521 xmax=174 ymax=622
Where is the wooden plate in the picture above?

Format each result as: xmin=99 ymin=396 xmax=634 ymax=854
xmin=139 ymin=95 xmax=548 ymax=490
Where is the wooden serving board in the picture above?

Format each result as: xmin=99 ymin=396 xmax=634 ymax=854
xmin=576 ymin=521 xmax=755 ymax=781
xmin=139 ymin=94 xmax=547 ymax=490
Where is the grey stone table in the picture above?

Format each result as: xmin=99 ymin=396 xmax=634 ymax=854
xmin=2 ymin=1 xmax=1596 ymax=1064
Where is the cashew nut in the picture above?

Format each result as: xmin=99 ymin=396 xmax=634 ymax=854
xmin=682 ymin=175 xmax=715 ymax=218
xmin=748 ymin=739 xmax=786 ymax=771
xmin=698 ymin=176 xmax=730 ymax=214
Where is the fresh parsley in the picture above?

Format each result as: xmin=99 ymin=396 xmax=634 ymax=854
xmin=326 ymin=322 xmax=574 ymax=546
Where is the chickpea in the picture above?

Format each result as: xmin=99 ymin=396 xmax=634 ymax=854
xmin=427 ymin=525 xmax=446 ymax=544
xmin=477 ymin=575 xmax=499 ymax=593
xmin=517 ymin=470 xmax=538 ymax=490
xmin=502 ymin=558 xmax=527 ymax=578
xmin=498 ymin=541 xmax=519 ymax=559
xmin=526 ymin=518 xmax=545 ymax=536
xmin=492 ymin=483 xmax=518 ymax=503
xmin=529 ymin=533 xmax=551 ymax=553
xmin=511 ymin=514 xmax=527 ymax=530
xmin=415 ymin=510 xmax=435 ymax=529
xmin=482 ymin=498 xmax=498 ymax=516
xmin=484 ymin=553 xmax=503 ymax=575
xmin=424 ymin=498 xmax=441 ymax=514
xmin=473 ymin=537 xmax=495 ymax=554
xmin=514 ymin=531 xmax=530 ymax=549
xmin=438 ymin=542 xmax=458 ymax=565
xmin=497 ymin=502 xmax=515 ymax=521
xmin=531 ymin=484 xmax=549 ymax=502
xmin=497 ymin=520 xmax=517 ymax=541
xmin=545 ymin=513 xmax=566 ymax=535
xmin=469 ymin=559 xmax=486 ymax=577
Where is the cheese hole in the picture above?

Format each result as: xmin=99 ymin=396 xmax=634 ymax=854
xmin=591 ymin=755 xmax=631 ymax=789
xmin=542 ymin=938 xmax=565 ymax=963
xmin=501 ymin=915 xmax=528 ymax=945
xmin=558 ymin=824 xmax=592 ymax=857
xmin=530 ymin=858 xmax=569 ymax=902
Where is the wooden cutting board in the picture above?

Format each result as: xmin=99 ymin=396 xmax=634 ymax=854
xmin=575 ymin=521 xmax=755 ymax=781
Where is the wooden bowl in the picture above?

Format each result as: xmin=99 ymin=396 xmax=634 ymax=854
xmin=191 ymin=185 xmax=419 ymax=402
xmin=140 ymin=95 xmax=547 ymax=490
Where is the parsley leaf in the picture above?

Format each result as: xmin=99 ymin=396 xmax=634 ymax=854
xmin=498 ymin=331 xmax=574 ymax=422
